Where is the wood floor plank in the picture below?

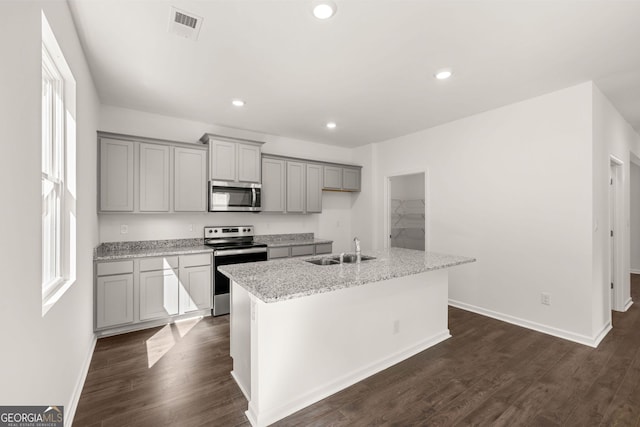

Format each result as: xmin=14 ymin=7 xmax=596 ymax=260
xmin=74 ymin=277 xmax=640 ymax=427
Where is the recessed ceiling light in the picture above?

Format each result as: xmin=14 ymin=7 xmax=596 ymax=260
xmin=326 ymin=122 xmax=337 ymax=129
xmin=435 ymin=69 xmax=453 ymax=80
xmin=313 ymin=1 xmax=337 ymax=20
xmin=232 ymin=99 xmax=245 ymax=107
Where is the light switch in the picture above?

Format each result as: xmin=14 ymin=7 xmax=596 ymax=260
xmin=120 ymin=224 xmax=128 ymax=234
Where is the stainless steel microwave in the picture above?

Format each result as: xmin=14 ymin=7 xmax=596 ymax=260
xmin=209 ymin=181 xmax=261 ymax=212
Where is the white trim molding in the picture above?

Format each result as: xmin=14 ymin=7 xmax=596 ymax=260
xmin=66 ymin=335 xmax=97 ymax=427
xmin=623 ymin=298 xmax=634 ymax=312
xmin=449 ymin=299 xmax=612 ymax=348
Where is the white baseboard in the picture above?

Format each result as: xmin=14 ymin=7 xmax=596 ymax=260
xmin=66 ymin=334 xmax=97 ymax=427
xmin=630 ymin=269 xmax=640 ymax=275
xmin=246 ymin=330 xmax=451 ymax=427
xmin=448 ymin=299 xmax=611 ymax=348
xmin=623 ymin=298 xmax=634 ymax=312
xmin=231 ymin=370 xmax=250 ymax=400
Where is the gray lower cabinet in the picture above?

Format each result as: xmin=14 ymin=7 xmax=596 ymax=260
xmin=139 ymin=269 xmax=179 ymax=320
xmin=96 ymin=259 xmax=135 ymax=329
xmin=179 ymin=264 xmax=212 ymax=313
xmin=95 ymin=253 xmax=212 ymax=336
xmin=267 ymin=242 xmax=333 ymax=260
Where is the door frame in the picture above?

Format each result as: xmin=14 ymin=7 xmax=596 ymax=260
xmin=610 ymin=155 xmax=624 ymax=312
xmin=384 ymin=170 xmax=428 ymax=250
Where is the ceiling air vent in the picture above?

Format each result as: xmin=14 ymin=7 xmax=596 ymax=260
xmin=168 ymin=6 xmax=203 ymax=41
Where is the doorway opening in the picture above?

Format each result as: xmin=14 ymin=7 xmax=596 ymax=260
xmin=387 ymin=172 xmax=426 ymax=250
xmin=610 ymin=156 xmax=623 ymax=312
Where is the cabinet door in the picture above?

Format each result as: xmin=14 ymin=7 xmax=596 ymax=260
xmin=139 ymin=269 xmax=179 ymax=321
xmin=174 ymin=147 xmax=207 ymax=212
xmin=262 ymin=157 xmax=286 ymax=212
xmin=323 ymin=165 xmax=342 ymax=190
xmin=100 ymin=139 xmax=134 ymax=211
xmin=96 ymin=274 xmax=134 ymax=329
xmin=237 ymin=143 xmax=261 ymax=183
xmin=343 ymin=167 xmax=361 ymax=191
xmin=306 ymin=163 xmax=323 ymax=213
xmin=286 ymin=161 xmax=306 ymax=213
xmin=139 ymin=143 xmax=170 ymax=212
xmin=180 ymin=265 xmax=212 ymax=313
xmin=210 ymin=139 xmax=236 ymax=181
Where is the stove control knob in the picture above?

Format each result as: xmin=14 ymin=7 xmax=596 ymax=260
xmin=208 ymin=230 xmax=212 ymax=234
xmin=247 ymin=228 xmax=251 ymax=232
xmin=214 ymin=229 xmax=218 ymax=233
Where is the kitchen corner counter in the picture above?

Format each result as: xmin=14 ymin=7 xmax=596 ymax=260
xmin=218 ymin=248 xmax=475 ymax=303
xmin=254 ymin=232 xmax=333 ymax=248
xmin=94 ymin=239 xmax=213 ymax=261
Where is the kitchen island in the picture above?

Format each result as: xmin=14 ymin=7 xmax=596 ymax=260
xmin=219 ymin=248 xmax=475 ymax=427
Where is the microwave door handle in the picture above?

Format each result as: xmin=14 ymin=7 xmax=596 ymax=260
xmin=252 ymin=188 xmax=257 ymax=207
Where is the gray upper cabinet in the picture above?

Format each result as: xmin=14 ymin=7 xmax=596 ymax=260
xmin=209 ymin=139 xmax=236 ymax=181
xmin=342 ymin=167 xmax=361 ymax=191
xmin=174 ymin=147 xmax=207 ymax=212
xmin=306 ymin=163 xmax=322 ymax=213
xmin=100 ymin=138 xmax=134 ymax=212
xmin=237 ymin=143 xmax=261 ymax=183
xmin=98 ymin=132 xmax=207 ymax=214
xmin=201 ymin=134 xmax=264 ymax=183
xmin=323 ymin=164 xmax=362 ymax=192
xmin=139 ymin=143 xmax=170 ymax=212
xmin=323 ymin=166 xmax=342 ymax=190
xmin=262 ymin=157 xmax=286 ymax=213
xmin=286 ymin=161 xmax=306 ymax=213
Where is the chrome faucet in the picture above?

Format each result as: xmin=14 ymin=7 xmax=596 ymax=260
xmin=339 ymin=252 xmax=345 ymax=264
xmin=354 ymin=237 xmax=361 ymax=263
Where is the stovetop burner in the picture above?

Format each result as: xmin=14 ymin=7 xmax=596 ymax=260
xmin=203 ymin=225 xmax=265 ymax=250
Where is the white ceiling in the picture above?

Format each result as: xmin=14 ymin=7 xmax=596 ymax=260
xmin=68 ymin=0 xmax=640 ymax=147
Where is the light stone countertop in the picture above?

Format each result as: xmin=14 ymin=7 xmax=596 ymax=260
xmin=218 ymin=248 xmax=475 ymax=303
xmin=94 ymin=239 xmax=212 ymax=261
xmin=254 ymin=233 xmax=333 ymax=248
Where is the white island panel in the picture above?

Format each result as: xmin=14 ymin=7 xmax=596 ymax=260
xmin=232 ymin=268 xmax=450 ymax=427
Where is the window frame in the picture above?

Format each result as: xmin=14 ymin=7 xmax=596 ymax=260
xmin=41 ymin=11 xmax=77 ymax=315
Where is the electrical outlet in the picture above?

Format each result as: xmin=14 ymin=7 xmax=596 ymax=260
xmin=120 ymin=224 xmax=128 ymax=234
xmin=541 ymin=292 xmax=551 ymax=306
xmin=393 ymin=319 xmax=400 ymax=334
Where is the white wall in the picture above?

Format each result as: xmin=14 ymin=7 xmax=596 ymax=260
xmin=592 ymin=84 xmax=640 ymax=323
xmin=355 ymin=83 xmax=604 ymax=344
xmin=631 ymin=162 xmax=640 ymax=272
xmin=98 ymin=106 xmax=357 ymax=253
xmin=0 ymin=1 xmax=100 ymax=423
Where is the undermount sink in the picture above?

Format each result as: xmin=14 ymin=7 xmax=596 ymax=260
xmin=305 ymin=254 xmax=376 ymax=266
xmin=332 ymin=254 xmax=376 ymax=263
xmin=306 ymin=258 xmax=340 ymax=266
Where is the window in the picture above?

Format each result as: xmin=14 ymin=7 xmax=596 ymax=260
xmin=41 ymin=12 xmax=76 ymax=315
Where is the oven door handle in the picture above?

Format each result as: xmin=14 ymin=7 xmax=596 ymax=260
xmin=214 ymin=247 xmax=268 ymax=257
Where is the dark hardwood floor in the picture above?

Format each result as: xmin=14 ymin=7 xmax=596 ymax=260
xmin=74 ymin=276 xmax=640 ymax=426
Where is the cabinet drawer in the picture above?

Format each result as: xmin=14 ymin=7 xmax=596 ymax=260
xmin=180 ymin=253 xmax=212 ymax=268
xmin=291 ymin=245 xmax=314 ymax=257
xmin=315 ymin=243 xmax=332 ymax=255
xmin=96 ymin=260 xmax=134 ymax=276
xmin=139 ymin=256 xmax=179 ymax=272
xmin=268 ymin=247 xmax=290 ymax=259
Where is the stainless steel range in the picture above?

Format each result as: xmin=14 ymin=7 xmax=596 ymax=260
xmin=204 ymin=226 xmax=268 ymax=316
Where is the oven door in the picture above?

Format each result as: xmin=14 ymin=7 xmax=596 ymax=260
xmin=210 ymin=181 xmax=261 ymax=212
xmin=213 ymin=247 xmax=268 ymax=316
